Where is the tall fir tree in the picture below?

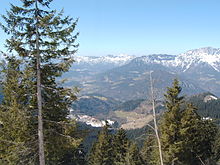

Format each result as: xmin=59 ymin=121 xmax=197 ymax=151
xmin=125 ymin=142 xmax=144 ymax=165
xmin=212 ymin=129 xmax=220 ymax=163
xmin=141 ymin=133 xmax=160 ymax=165
xmin=88 ymin=124 xmax=114 ymax=165
xmin=0 ymin=57 xmax=36 ymax=164
xmin=159 ymin=79 xmax=219 ymax=165
xmin=112 ymin=128 xmax=130 ymax=165
xmin=159 ymin=79 xmax=184 ymax=164
xmin=0 ymin=0 xmax=82 ymax=164
xmin=179 ymin=103 xmax=218 ymax=164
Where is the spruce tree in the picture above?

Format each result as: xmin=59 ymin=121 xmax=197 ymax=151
xmin=159 ymin=79 xmax=184 ymax=164
xmin=180 ymin=103 xmax=217 ymax=164
xmin=159 ymin=79 xmax=218 ymax=165
xmin=213 ymin=129 xmax=220 ymax=163
xmin=125 ymin=142 xmax=143 ymax=165
xmin=113 ymin=128 xmax=129 ymax=165
xmin=1 ymin=0 xmax=81 ymax=164
xmin=178 ymin=103 xmax=218 ymax=164
xmin=0 ymin=57 xmax=35 ymax=164
xmin=141 ymin=134 xmax=159 ymax=165
xmin=88 ymin=124 xmax=114 ymax=165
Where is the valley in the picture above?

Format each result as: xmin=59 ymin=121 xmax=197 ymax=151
xmin=65 ymin=47 xmax=220 ymax=129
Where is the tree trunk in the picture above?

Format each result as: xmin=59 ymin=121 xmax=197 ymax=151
xmin=35 ymin=0 xmax=45 ymax=164
xmin=150 ymin=71 xmax=164 ymax=165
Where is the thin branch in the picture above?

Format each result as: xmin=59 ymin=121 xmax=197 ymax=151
xmin=195 ymin=154 xmax=206 ymax=165
xmin=146 ymin=123 xmax=156 ymax=131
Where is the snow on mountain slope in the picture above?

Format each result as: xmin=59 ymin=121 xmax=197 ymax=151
xmin=171 ymin=47 xmax=220 ymax=72
xmin=74 ymin=47 xmax=220 ymax=76
xmin=75 ymin=54 xmax=135 ymax=66
xmin=130 ymin=54 xmax=176 ymax=66
xmin=126 ymin=47 xmax=220 ymax=72
xmin=74 ymin=47 xmax=220 ymax=73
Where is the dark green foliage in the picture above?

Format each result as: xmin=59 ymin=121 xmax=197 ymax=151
xmin=158 ymin=79 xmax=219 ymax=165
xmin=88 ymin=126 xmax=144 ymax=165
xmin=213 ymin=129 xmax=220 ymax=162
xmin=72 ymin=95 xmax=121 ymax=116
xmin=125 ymin=142 xmax=144 ymax=165
xmin=61 ymin=143 xmax=87 ymax=165
xmin=159 ymin=79 xmax=184 ymax=164
xmin=179 ymin=104 xmax=218 ymax=164
xmin=113 ymin=128 xmax=129 ymax=165
xmin=114 ymin=99 xmax=145 ymax=112
xmin=0 ymin=57 xmax=36 ymax=164
xmin=187 ymin=93 xmax=220 ymax=120
xmin=88 ymin=124 xmax=114 ymax=165
xmin=0 ymin=0 xmax=83 ymax=164
xmin=141 ymin=133 xmax=159 ymax=165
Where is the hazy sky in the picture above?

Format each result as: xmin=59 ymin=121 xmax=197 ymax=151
xmin=1 ymin=0 xmax=220 ymax=56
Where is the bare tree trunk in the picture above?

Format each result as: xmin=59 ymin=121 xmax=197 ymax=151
xmin=150 ymin=71 xmax=164 ymax=165
xmin=35 ymin=1 xmax=45 ymax=165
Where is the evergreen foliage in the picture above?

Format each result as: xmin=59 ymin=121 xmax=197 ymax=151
xmin=88 ymin=126 xmax=144 ymax=165
xmin=179 ymin=103 xmax=217 ymax=164
xmin=159 ymin=79 xmax=184 ymax=164
xmin=0 ymin=57 xmax=36 ymax=164
xmin=113 ymin=128 xmax=129 ymax=165
xmin=188 ymin=93 xmax=220 ymax=120
xmin=0 ymin=0 xmax=82 ymax=164
xmin=1 ymin=2 xmax=220 ymax=164
xmin=125 ymin=142 xmax=143 ymax=165
xmin=158 ymin=79 xmax=219 ymax=165
xmin=213 ymin=129 xmax=220 ymax=162
xmin=88 ymin=124 xmax=114 ymax=165
xmin=141 ymin=134 xmax=159 ymax=165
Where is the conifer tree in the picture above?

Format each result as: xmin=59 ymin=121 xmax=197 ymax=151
xmin=141 ymin=134 xmax=159 ymax=165
xmin=1 ymin=0 xmax=81 ymax=164
xmin=159 ymin=79 xmax=218 ymax=165
xmin=113 ymin=128 xmax=129 ymax=165
xmin=213 ymin=129 xmax=220 ymax=163
xmin=125 ymin=142 xmax=143 ymax=165
xmin=179 ymin=103 xmax=200 ymax=164
xmin=159 ymin=79 xmax=184 ymax=164
xmin=0 ymin=57 xmax=36 ymax=164
xmin=88 ymin=124 xmax=114 ymax=165
xmin=179 ymin=103 xmax=218 ymax=164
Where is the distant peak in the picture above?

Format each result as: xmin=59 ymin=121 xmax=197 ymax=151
xmin=75 ymin=54 xmax=135 ymax=66
xmin=185 ymin=47 xmax=220 ymax=55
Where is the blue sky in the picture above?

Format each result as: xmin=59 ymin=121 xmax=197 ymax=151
xmin=1 ymin=0 xmax=220 ymax=56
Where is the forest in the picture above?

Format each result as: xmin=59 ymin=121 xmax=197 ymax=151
xmin=0 ymin=0 xmax=220 ymax=165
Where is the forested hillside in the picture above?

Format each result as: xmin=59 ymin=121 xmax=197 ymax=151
xmin=0 ymin=0 xmax=220 ymax=165
xmin=188 ymin=93 xmax=220 ymax=119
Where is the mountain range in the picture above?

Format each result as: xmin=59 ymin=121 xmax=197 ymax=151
xmin=65 ymin=47 xmax=220 ymax=101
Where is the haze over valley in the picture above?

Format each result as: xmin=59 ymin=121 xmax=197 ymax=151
xmin=66 ymin=47 xmax=220 ymax=129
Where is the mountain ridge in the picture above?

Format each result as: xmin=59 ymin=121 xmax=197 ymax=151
xmin=66 ymin=47 xmax=220 ymax=100
xmin=75 ymin=47 xmax=220 ymax=72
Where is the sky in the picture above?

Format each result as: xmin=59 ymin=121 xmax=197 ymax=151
xmin=1 ymin=0 xmax=220 ymax=56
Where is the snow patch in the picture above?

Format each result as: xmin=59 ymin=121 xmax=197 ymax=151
xmin=68 ymin=110 xmax=115 ymax=128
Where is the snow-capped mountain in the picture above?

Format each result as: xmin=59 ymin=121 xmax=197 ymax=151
xmin=68 ymin=54 xmax=135 ymax=77
xmin=74 ymin=47 xmax=220 ymax=73
xmin=67 ymin=47 xmax=220 ymax=100
xmin=75 ymin=54 xmax=135 ymax=66
xmin=171 ymin=47 xmax=220 ymax=72
xmin=128 ymin=54 xmax=176 ymax=68
xmin=128 ymin=47 xmax=220 ymax=72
